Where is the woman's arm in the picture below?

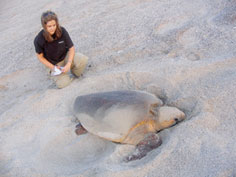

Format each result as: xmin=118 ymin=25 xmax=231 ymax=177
xmin=67 ymin=46 xmax=75 ymax=63
xmin=36 ymin=53 xmax=55 ymax=70
xmin=61 ymin=46 xmax=75 ymax=73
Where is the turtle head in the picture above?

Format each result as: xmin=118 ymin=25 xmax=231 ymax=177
xmin=156 ymin=106 xmax=186 ymax=131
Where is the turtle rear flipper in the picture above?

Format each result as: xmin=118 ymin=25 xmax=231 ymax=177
xmin=75 ymin=123 xmax=88 ymax=135
xmin=124 ymin=133 xmax=162 ymax=162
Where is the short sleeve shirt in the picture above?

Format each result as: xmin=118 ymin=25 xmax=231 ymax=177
xmin=34 ymin=27 xmax=73 ymax=65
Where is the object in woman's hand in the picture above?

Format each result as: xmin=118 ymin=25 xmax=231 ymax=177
xmin=51 ymin=66 xmax=64 ymax=76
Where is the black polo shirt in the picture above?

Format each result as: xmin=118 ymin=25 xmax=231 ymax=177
xmin=34 ymin=27 xmax=74 ymax=65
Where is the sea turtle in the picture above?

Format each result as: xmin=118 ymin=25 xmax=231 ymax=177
xmin=73 ymin=90 xmax=185 ymax=161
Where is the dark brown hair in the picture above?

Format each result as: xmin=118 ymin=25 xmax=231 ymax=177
xmin=41 ymin=10 xmax=62 ymax=42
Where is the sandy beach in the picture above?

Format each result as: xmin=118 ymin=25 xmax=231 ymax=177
xmin=0 ymin=0 xmax=236 ymax=176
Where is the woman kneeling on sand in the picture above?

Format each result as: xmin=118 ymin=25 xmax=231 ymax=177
xmin=34 ymin=10 xmax=88 ymax=88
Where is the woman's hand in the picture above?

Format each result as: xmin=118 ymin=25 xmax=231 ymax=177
xmin=61 ymin=62 xmax=71 ymax=73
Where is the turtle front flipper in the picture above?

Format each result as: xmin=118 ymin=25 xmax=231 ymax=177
xmin=124 ymin=133 xmax=162 ymax=162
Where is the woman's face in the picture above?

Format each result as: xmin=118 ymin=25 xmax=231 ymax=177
xmin=46 ymin=20 xmax=57 ymax=35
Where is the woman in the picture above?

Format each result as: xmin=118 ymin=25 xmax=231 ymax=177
xmin=34 ymin=10 xmax=88 ymax=88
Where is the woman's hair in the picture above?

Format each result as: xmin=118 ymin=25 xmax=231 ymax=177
xmin=41 ymin=10 xmax=62 ymax=42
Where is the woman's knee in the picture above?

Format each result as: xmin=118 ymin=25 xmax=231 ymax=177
xmin=55 ymin=75 xmax=73 ymax=89
xmin=73 ymin=53 xmax=88 ymax=67
xmin=72 ymin=53 xmax=88 ymax=77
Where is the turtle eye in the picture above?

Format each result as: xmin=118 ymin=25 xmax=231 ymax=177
xmin=174 ymin=118 xmax=179 ymax=124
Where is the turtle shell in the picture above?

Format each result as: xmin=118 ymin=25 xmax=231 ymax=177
xmin=73 ymin=90 xmax=163 ymax=144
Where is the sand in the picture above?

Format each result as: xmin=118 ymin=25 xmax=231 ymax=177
xmin=0 ymin=0 xmax=236 ymax=176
